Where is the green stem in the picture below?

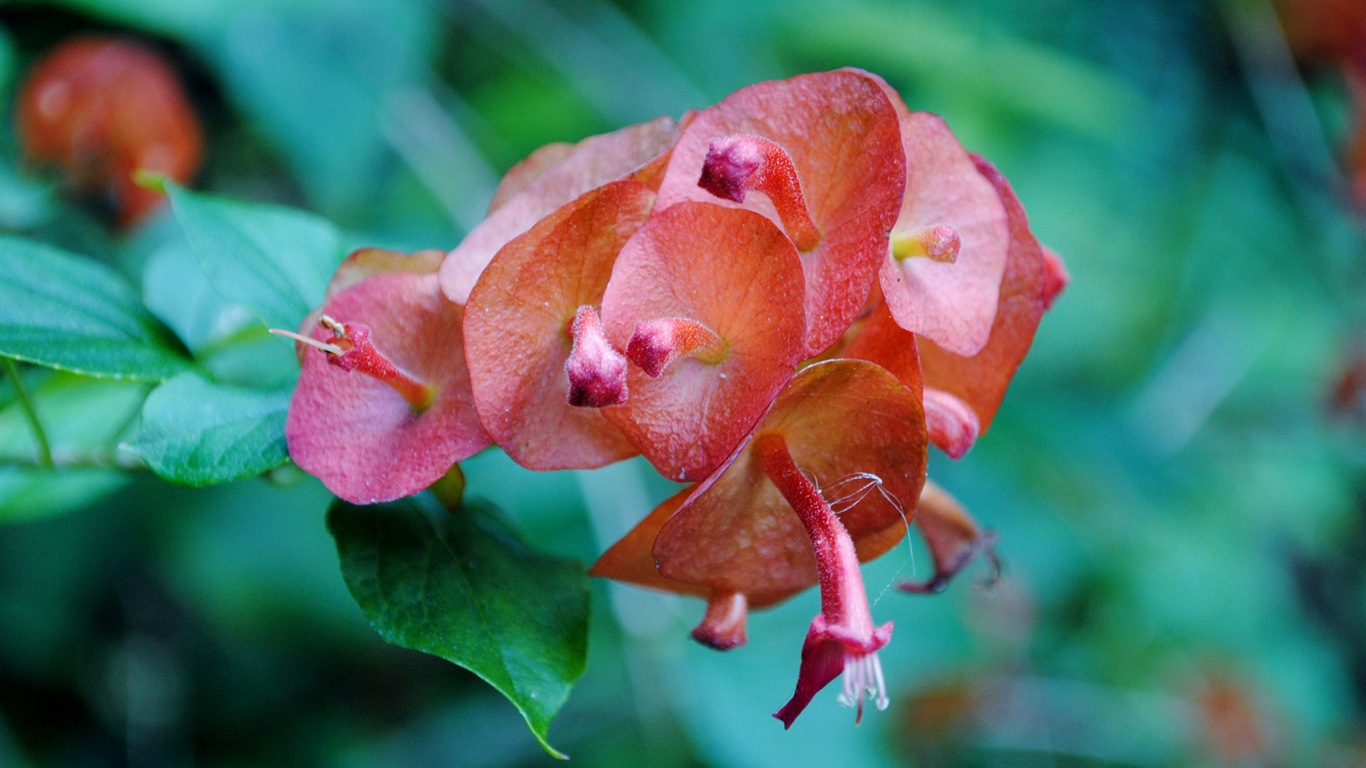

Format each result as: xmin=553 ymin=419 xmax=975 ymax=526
xmin=1 ymin=447 xmax=148 ymax=472
xmin=3 ymin=358 xmax=53 ymax=469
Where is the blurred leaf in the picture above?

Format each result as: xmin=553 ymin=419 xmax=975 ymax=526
xmin=142 ymin=243 xmax=301 ymax=389
xmin=0 ymin=371 xmax=147 ymax=521
xmin=130 ymin=372 xmax=289 ymax=485
xmin=197 ymin=3 xmax=438 ymax=214
xmin=0 ymin=235 xmax=193 ymax=381
xmin=328 ymin=495 xmax=589 ymax=759
xmin=165 ymin=181 xmax=342 ymax=331
xmin=780 ymin=0 xmax=1142 ymax=142
xmin=142 ymin=242 xmax=258 ymax=354
xmin=0 ymin=163 xmax=56 ymax=233
xmin=0 ymin=468 xmax=127 ymax=524
xmin=0 ymin=370 xmax=147 ymax=460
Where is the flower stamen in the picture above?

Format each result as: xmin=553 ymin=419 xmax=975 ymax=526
xmin=272 ymin=315 xmax=434 ymax=411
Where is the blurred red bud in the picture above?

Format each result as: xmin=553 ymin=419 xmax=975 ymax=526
xmin=16 ymin=36 xmax=203 ymax=228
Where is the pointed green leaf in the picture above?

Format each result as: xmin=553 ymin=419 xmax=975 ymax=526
xmin=164 ymin=181 xmax=342 ymax=331
xmin=0 ymin=236 xmax=193 ymax=380
xmin=130 ymin=372 xmax=290 ymax=485
xmin=328 ymin=495 xmax=589 ymax=759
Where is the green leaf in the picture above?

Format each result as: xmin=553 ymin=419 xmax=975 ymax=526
xmin=164 ymin=181 xmax=342 ymax=331
xmin=0 ymin=235 xmax=193 ymax=381
xmin=328 ymin=495 xmax=589 ymax=759
xmin=130 ymin=372 xmax=290 ymax=485
xmin=142 ymin=242 xmax=256 ymax=354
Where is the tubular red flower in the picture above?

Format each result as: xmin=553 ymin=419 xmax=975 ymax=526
xmin=565 ymin=305 xmax=629 ymax=408
xmin=755 ymin=433 xmax=894 ymax=728
xmin=626 ymin=316 xmax=726 ymax=377
xmin=699 ymin=134 xmax=822 ymax=251
xmin=314 ymin=317 xmax=435 ymax=411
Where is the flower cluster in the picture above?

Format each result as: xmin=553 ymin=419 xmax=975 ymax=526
xmin=280 ymin=69 xmax=1067 ymax=726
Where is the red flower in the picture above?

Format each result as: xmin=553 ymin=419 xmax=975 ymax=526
xmin=16 ymin=36 xmax=202 ymax=228
xmin=281 ymin=265 xmax=488 ymax=504
xmin=276 ymin=67 xmax=1068 ymax=732
xmin=654 ymin=69 xmax=906 ymax=356
xmin=594 ymin=359 xmax=928 ymax=724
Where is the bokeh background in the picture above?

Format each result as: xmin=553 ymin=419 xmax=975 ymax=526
xmin=1 ymin=0 xmax=1364 ymax=765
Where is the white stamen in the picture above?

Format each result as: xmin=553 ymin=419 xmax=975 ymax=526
xmin=836 ymin=651 xmax=889 ymax=722
xmin=269 ymin=328 xmax=343 ymax=355
xmin=319 ymin=314 xmax=346 ymax=335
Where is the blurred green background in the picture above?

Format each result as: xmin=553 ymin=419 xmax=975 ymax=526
xmin=1 ymin=0 xmax=1364 ymax=765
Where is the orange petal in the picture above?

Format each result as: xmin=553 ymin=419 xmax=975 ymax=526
xmin=916 ymin=155 xmax=1062 ymax=435
xmin=880 ymin=112 xmax=1009 ymax=356
xmin=601 ymin=201 xmax=807 ymax=483
xmin=440 ymin=116 xmax=680 ymax=304
xmin=464 ymin=180 xmax=654 ymax=469
xmin=652 ymin=359 xmax=927 ymax=606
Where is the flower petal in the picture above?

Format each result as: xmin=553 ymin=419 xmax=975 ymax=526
xmin=440 ymin=116 xmax=681 ymax=304
xmin=465 ymin=180 xmax=654 ymax=469
xmin=655 ymin=69 xmax=906 ymax=355
xmin=286 ymin=272 xmax=488 ymax=503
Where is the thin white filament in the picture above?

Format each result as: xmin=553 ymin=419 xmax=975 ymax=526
xmin=268 ymin=328 xmax=343 ymax=355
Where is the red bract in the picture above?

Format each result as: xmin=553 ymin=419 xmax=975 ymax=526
xmin=654 ymin=69 xmax=906 ymax=356
xmin=284 ymin=272 xmax=489 ymax=504
xmin=836 ymin=286 xmax=976 ymax=458
xmin=897 ymin=481 xmax=1000 ymax=594
xmin=916 ymin=156 xmax=1068 ymax=436
xmin=16 ymin=36 xmax=202 ymax=228
xmin=440 ymin=116 xmax=681 ymax=304
xmin=880 ymin=112 xmax=1009 ymax=356
xmin=595 ymin=360 xmax=927 ymax=724
xmin=464 ymin=180 xmax=654 ymax=469
xmin=599 ymin=201 xmax=807 ymax=482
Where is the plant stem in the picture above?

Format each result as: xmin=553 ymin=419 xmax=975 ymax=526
xmin=3 ymin=358 xmax=54 ymax=469
xmin=2 ymin=446 xmax=148 ymax=472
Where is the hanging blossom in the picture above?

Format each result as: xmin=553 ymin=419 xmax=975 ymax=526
xmin=280 ymin=68 xmax=1067 ymax=727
